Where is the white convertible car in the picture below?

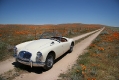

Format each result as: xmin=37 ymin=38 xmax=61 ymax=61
xmin=14 ymin=32 xmax=75 ymax=70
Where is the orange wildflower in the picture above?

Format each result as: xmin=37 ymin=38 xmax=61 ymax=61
xmin=98 ymin=47 xmax=104 ymax=51
xmin=91 ymin=53 xmax=100 ymax=57
xmin=87 ymin=78 xmax=91 ymax=80
xmin=91 ymin=63 xmax=100 ymax=67
xmin=76 ymin=69 xmax=80 ymax=73
xmin=87 ymin=78 xmax=96 ymax=80
xmin=81 ymin=64 xmax=86 ymax=71
xmin=14 ymin=31 xmax=30 ymax=35
xmin=92 ymin=78 xmax=96 ymax=80
xmin=90 ymin=44 xmax=96 ymax=47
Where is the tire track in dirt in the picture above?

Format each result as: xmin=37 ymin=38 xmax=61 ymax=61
xmin=13 ymin=28 xmax=104 ymax=80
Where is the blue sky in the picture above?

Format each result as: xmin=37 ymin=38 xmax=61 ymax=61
xmin=0 ymin=0 xmax=119 ymax=27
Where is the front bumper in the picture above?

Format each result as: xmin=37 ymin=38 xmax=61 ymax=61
xmin=14 ymin=55 xmax=45 ymax=67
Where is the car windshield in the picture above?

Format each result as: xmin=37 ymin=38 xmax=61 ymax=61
xmin=40 ymin=31 xmax=62 ymax=39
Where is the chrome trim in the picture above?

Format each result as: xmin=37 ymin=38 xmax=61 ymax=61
xmin=16 ymin=58 xmax=45 ymax=67
xmin=36 ymin=52 xmax=43 ymax=62
xmin=30 ymin=61 xmax=33 ymax=68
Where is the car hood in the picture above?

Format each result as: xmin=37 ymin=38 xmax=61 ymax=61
xmin=20 ymin=39 xmax=53 ymax=52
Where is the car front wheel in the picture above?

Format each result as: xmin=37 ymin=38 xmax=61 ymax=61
xmin=43 ymin=54 xmax=54 ymax=70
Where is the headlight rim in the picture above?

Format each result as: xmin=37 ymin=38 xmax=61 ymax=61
xmin=37 ymin=51 xmax=42 ymax=57
xmin=36 ymin=51 xmax=43 ymax=62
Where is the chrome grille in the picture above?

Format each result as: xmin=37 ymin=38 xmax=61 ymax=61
xmin=18 ymin=51 xmax=32 ymax=61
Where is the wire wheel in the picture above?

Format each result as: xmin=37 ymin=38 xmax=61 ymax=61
xmin=44 ymin=54 xmax=54 ymax=70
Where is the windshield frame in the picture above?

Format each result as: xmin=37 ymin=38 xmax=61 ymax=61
xmin=39 ymin=31 xmax=62 ymax=41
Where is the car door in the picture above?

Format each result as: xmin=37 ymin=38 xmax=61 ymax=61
xmin=61 ymin=38 xmax=70 ymax=53
xmin=62 ymin=41 xmax=70 ymax=53
xmin=52 ymin=41 xmax=64 ymax=58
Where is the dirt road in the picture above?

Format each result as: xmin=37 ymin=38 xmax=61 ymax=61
xmin=12 ymin=27 xmax=104 ymax=80
xmin=72 ymin=28 xmax=101 ymax=41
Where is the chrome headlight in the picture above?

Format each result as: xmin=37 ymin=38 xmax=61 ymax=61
xmin=36 ymin=52 xmax=43 ymax=62
xmin=37 ymin=52 xmax=42 ymax=57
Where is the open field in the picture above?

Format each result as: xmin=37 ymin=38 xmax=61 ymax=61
xmin=59 ymin=27 xmax=119 ymax=80
xmin=1 ymin=23 xmax=118 ymax=80
xmin=0 ymin=27 xmax=104 ymax=80
xmin=0 ymin=23 xmax=102 ymax=61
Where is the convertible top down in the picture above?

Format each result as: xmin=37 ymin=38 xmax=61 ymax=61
xmin=14 ymin=31 xmax=75 ymax=70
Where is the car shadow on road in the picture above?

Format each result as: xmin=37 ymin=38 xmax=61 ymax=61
xmin=54 ymin=52 xmax=69 ymax=63
xmin=12 ymin=62 xmax=45 ymax=74
xmin=12 ymin=52 xmax=69 ymax=74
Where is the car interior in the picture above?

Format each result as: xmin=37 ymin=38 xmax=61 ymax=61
xmin=51 ymin=37 xmax=67 ymax=42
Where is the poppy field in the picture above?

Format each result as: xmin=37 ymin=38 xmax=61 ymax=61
xmin=0 ymin=23 xmax=101 ymax=61
xmin=59 ymin=27 xmax=119 ymax=80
